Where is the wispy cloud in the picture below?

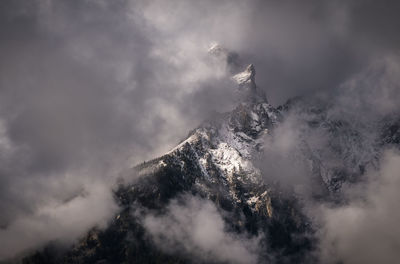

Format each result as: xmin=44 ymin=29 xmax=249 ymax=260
xmin=141 ymin=195 xmax=260 ymax=264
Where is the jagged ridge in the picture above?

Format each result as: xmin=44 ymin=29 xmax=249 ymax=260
xmin=22 ymin=45 xmax=400 ymax=264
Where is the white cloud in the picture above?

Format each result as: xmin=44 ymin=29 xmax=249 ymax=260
xmin=0 ymin=180 xmax=118 ymax=260
xmin=317 ymin=150 xmax=400 ymax=264
xmin=142 ymin=195 xmax=260 ymax=264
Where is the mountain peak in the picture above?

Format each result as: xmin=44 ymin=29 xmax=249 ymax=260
xmin=208 ymin=43 xmax=266 ymax=103
xmin=233 ymin=64 xmax=256 ymax=88
xmin=233 ymin=64 xmax=267 ymax=103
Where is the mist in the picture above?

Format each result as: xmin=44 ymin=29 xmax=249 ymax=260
xmin=1 ymin=0 xmax=400 ymax=261
xmin=141 ymin=195 xmax=260 ymax=264
xmin=317 ymin=150 xmax=400 ymax=264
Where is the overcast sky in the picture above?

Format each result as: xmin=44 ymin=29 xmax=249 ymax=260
xmin=0 ymin=0 xmax=399 ymax=261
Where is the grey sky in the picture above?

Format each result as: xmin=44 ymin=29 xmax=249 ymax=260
xmin=0 ymin=0 xmax=399 ymax=261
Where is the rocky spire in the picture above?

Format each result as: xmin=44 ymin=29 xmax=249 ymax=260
xmin=233 ymin=63 xmax=267 ymax=103
xmin=208 ymin=43 xmax=267 ymax=103
xmin=233 ymin=64 xmax=256 ymax=91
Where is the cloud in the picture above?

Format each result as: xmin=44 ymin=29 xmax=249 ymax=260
xmin=0 ymin=180 xmax=118 ymax=260
xmin=0 ymin=0 xmax=238 ymax=259
xmin=316 ymin=149 xmax=400 ymax=264
xmin=257 ymin=49 xmax=400 ymax=192
xmin=141 ymin=195 xmax=260 ymax=264
xmin=0 ymin=0 xmax=400 ymax=261
xmin=256 ymin=113 xmax=313 ymax=192
xmin=330 ymin=54 xmax=400 ymax=121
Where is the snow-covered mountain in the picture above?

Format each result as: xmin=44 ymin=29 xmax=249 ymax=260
xmin=23 ymin=46 xmax=400 ymax=264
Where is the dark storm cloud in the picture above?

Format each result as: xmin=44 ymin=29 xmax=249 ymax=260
xmin=0 ymin=0 xmax=399 ymax=261
xmin=237 ymin=0 xmax=400 ymax=105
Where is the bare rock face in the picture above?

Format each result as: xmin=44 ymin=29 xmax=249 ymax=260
xmin=233 ymin=64 xmax=256 ymax=89
xmin=232 ymin=63 xmax=267 ymax=103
